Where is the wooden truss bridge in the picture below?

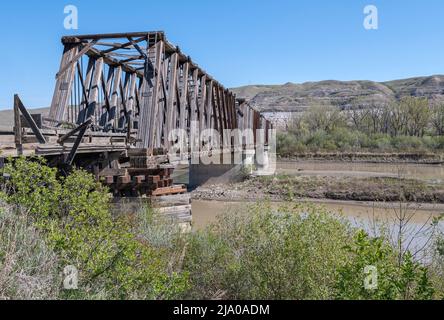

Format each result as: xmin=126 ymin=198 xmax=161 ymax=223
xmin=0 ymin=31 xmax=272 ymax=199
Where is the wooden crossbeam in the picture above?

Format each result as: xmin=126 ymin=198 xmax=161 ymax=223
xmin=101 ymin=36 xmax=147 ymax=54
xmin=127 ymin=36 xmax=147 ymax=59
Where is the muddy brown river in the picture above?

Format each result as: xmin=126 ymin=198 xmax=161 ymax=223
xmin=191 ymin=199 xmax=444 ymax=229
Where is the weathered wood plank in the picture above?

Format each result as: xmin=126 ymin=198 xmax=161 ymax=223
xmin=198 ymin=75 xmax=207 ymax=134
xmin=206 ymin=80 xmax=214 ymax=131
xmin=164 ymin=53 xmax=179 ymax=149
xmin=85 ymin=58 xmax=104 ymax=121
xmin=179 ymin=62 xmax=190 ymax=132
xmin=13 ymin=96 xmax=22 ymax=146
xmin=49 ymin=44 xmax=79 ymax=121
xmin=108 ymin=66 xmax=122 ymax=130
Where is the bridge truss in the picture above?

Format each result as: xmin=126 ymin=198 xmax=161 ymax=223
xmin=48 ymin=31 xmax=270 ymax=153
xmin=1 ymin=31 xmax=272 ymax=199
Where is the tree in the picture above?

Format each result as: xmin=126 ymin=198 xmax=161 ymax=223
xmin=431 ymin=103 xmax=444 ymax=136
xmin=402 ymin=97 xmax=430 ymax=137
xmin=303 ymin=103 xmax=345 ymax=133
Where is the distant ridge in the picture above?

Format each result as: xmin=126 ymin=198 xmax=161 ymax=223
xmin=231 ymin=75 xmax=444 ymax=112
xmin=2 ymin=75 xmax=444 ymax=130
xmin=0 ymin=107 xmax=49 ymax=131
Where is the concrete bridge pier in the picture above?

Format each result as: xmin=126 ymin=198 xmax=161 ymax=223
xmin=188 ymin=149 xmax=257 ymax=188
xmin=253 ymin=146 xmax=275 ymax=176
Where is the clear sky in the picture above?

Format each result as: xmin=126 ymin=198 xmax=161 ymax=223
xmin=0 ymin=0 xmax=443 ymax=109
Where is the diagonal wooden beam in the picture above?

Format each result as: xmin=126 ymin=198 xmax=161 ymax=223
xmin=57 ymin=118 xmax=92 ymax=144
xmin=101 ymin=36 xmax=146 ymax=54
xmin=127 ymin=36 xmax=148 ymax=59
xmin=76 ymin=61 xmax=88 ymax=102
xmin=101 ymin=70 xmax=111 ymax=113
xmin=64 ymin=121 xmax=90 ymax=165
xmin=14 ymin=95 xmax=47 ymax=144
xmin=56 ymin=40 xmax=98 ymax=79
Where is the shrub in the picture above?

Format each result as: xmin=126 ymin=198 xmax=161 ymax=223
xmin=330 ymin=128 xmax=366 ymax=151
xmin=335 ymin=230 xmax=435 ymax=300
xmin=306 ymin=130 xmax=337 ymax=151
xmin=183 ymin=202 xmax=351 ymax=299
xmin=183 ymin=202 xmax=439 ymax=300
xmin=391 ymin=135 xmax=425 ymax=151
xmin=277 ymin=133 xmax=306 ymax=156
xmin=1 ymin=158 xmax=188 ymax=300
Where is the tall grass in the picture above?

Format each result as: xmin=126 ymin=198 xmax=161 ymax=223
xmin=0 ymin=202 xmax=60 ymax=299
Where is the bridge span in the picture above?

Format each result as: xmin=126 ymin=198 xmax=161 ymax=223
xmin=1 ymin=32 xmax=274 ymax=203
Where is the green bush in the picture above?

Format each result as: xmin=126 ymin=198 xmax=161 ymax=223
xmin=277 ymin=132 xmax=306 ymax=156
xmin=336 ymin=230 xmax=435 ymax=300
xmin=306 ymin=130 xmax=337 ymax=151
xmin=391 ymin=135 xmax=425 ymax=151
xmin=2 ymin=158 xmax=443 ymax=300
xmin=184 ymin=202 xmax=350 ymax=299
xmin=183 ymin=202 xmax=440 ymax=300
xmin=1 ymin=157 xmax=188 ymax=300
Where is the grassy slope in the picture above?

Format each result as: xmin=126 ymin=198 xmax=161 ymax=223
xmin=0 ymin=107 xmax=49 ymax=131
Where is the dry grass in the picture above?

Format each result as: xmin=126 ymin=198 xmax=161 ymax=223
xmin=0 ymin=202 xmax=60 ymax=300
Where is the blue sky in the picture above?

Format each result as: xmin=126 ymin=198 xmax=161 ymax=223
xmin=0 ymin=0 xmax=443 ymax=109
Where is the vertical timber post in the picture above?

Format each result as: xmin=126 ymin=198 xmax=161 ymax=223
xmin=13 ymin=95 xmax=23 ymax=155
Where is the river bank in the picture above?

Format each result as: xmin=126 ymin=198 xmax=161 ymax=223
xmin=278 ymin=152 xmax=444 ymax=164
xmin=189 ymin=158 xmax=444 ymax=206
xmin=191 ymin=175 xmax=444 ymax=203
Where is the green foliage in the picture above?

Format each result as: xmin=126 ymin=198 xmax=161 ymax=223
xmin=2 ymin=157 xmax=61 ymax=218
xmin=276 ymin=133 xmax=306 ymax=157
xmin=183 ymin=202 xmax=440 ymax=300
xmin=1 ymin=157 xmax=188 ymax=300
xmin=183 ymin=202 xmax=352 ymax=299
xmin=277 ymin=98 xmax=444 ymax=156
xmin=335 ymin=230 xmax=435 ymax=300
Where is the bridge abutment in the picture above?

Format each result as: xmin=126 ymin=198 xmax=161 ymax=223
xmin=188 ymin=148 xmax=275 ymax=187
xmin=188 ymin=151 xmax=244 ymax=187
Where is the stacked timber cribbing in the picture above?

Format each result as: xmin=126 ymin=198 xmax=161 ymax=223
xmin=100 ymin=148 xmax=187 ymax=197
xmin=151 ymin=193 xmax=192 ymax=231
xmin=111 ymin=193 xmax=192 ymax=231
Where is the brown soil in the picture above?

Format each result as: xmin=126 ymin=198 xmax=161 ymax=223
xmin=191 ymin=175 xmax=444 ymax=203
